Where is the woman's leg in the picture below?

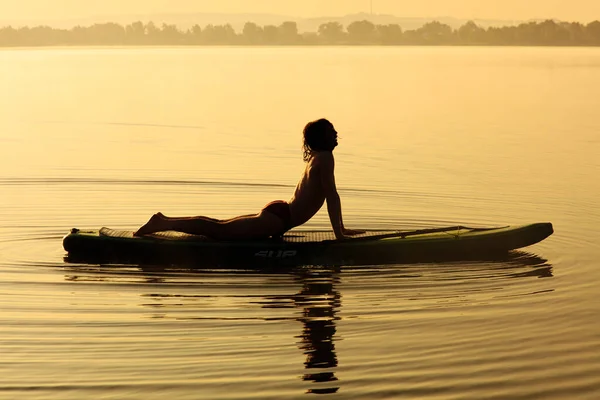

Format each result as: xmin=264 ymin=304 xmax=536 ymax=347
xmin=134 ymin=213 xmax=223 ymax=237
xmin=134 ymin=211 xmax=284 ymax=239
xmin=158 ymin=212 xmax=256 ymax=223
xmin=157 ymin=212 xmax=222 ymax=223
xmin=170 ymin=213 xmax=284 ymax=239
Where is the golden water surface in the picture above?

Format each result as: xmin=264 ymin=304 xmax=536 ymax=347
xmin=0 ymin=47 xmax=599 ymax=399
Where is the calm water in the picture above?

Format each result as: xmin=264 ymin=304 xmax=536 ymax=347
xmin=1 ymin=46 xmax=599 ymax=399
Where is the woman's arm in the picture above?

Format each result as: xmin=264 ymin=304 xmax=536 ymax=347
xmin=319 ymin=152 xmax=344 ymax=239
xmin=320 ymin=153 xmax=364 ymax=239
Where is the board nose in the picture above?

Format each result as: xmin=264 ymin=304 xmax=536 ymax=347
xmin=532 ymin=222 xmax=554 ymax=239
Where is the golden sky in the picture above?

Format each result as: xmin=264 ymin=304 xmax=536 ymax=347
xmin=1 ymin=0 xmax=599 ymax=22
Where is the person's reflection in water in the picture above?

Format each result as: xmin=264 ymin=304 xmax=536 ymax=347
xmin=292 ymin=267 xmax=341 ymax=395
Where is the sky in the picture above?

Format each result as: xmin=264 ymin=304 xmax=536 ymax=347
xmin=1 ymin=0 xmax=599 ymax=22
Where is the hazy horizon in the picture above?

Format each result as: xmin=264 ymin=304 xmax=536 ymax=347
xmin=1 ymin=0 xmax=600 ymax=24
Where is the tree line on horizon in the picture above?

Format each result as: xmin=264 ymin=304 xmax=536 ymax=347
xmin=1 ymin=19 xmax=600 ymax=47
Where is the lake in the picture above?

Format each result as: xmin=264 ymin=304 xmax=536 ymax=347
xmin=0 ymin=46 xmax=599 ymax=399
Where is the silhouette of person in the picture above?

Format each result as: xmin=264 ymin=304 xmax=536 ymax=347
xmin=135 ymin=119 xmax=364 ymax=240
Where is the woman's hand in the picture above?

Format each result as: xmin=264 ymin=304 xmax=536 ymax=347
xmin=342 ymin=228 xmax=366 ymax=236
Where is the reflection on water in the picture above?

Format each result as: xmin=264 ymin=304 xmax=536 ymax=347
xmin=295 ymin=271 xmax=340 ymax=395
xmin=261 ymin=267 xmax=341 ymax=395
xmin=60 ymin=251 xmax=551 ymax=396
xmin=504 ymin=252 xmax=553 ymax=279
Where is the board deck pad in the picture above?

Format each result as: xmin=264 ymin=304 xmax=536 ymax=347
xmin=99 ymin=227 xmax=406 ymax=243
xmin=98 ymin=227 xmax=478 ymax=243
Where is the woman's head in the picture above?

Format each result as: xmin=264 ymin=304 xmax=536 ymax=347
xmin=302 ymin=118 xmax=338 ymax=162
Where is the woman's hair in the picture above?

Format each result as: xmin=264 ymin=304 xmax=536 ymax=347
xmin=302 ymin=118 xmax=334 ymax=162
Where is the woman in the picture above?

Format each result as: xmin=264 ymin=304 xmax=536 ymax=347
xmin=135 ymin=118 xmax=363 ymax=240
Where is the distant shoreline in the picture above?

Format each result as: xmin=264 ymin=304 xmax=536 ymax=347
xmin=1 ymin=19 xmax=599 ymax=47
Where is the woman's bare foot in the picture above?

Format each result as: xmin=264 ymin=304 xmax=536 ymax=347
xmin=134 ymin=213 xmax=166 ymax=236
